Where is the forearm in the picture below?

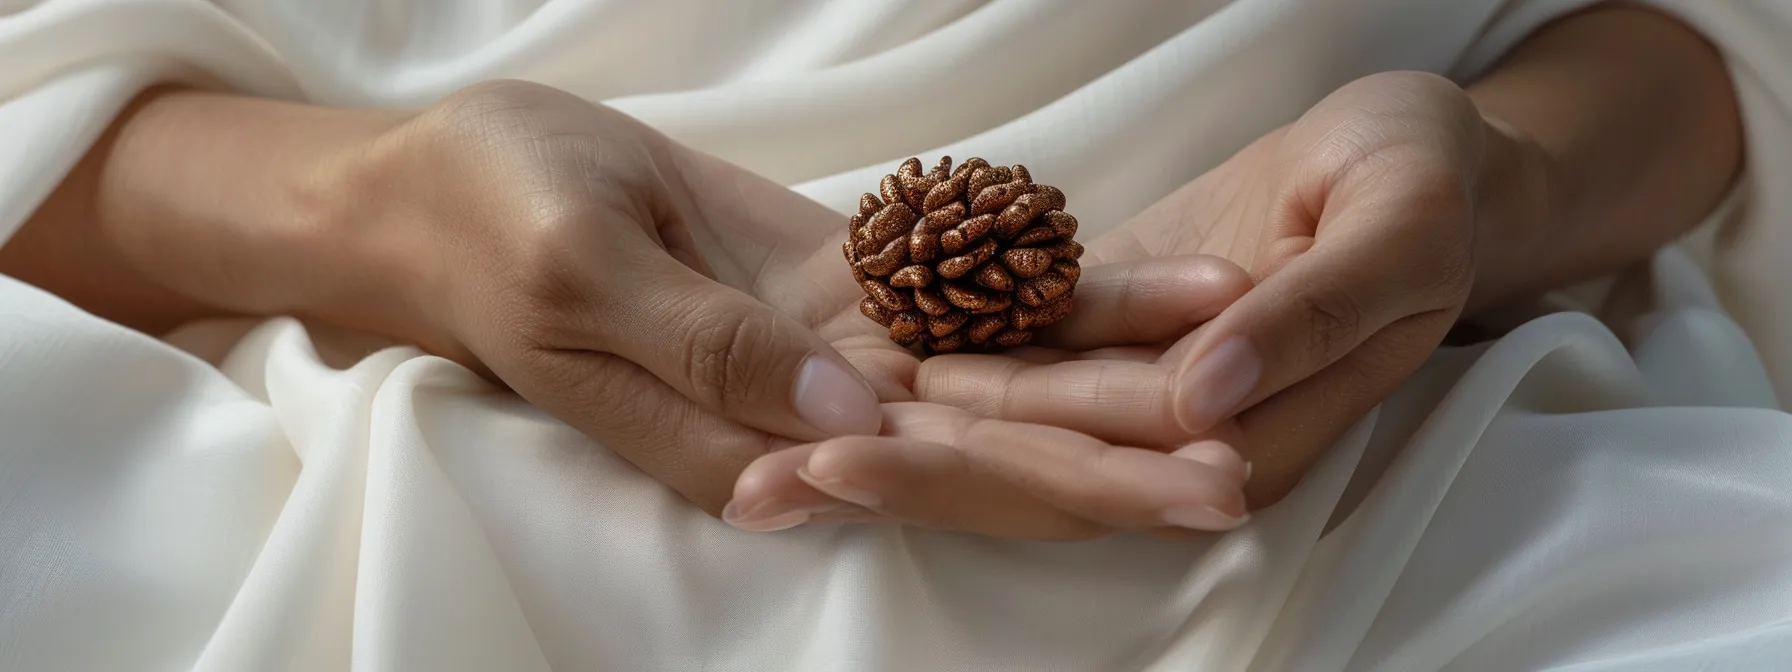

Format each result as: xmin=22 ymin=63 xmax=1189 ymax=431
xmin=1465 ymin=2 xmax=1742 ymax=315
xmin=0 ymin=88 xmax=410 ymax=334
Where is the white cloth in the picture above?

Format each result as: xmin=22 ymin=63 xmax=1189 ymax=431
xmin=3 ymin=0 xmax=1792 ymax=670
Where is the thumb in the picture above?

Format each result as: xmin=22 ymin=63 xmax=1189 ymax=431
xmin=597 ymin=251 xmax=883 ymax=442
xmin=1169 ymin=226 xmax=1469 ymax=434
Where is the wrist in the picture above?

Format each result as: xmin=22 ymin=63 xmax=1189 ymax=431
xmin=1464 ymin=111 xmax=1560 ymax=318
xmin=294 ymin=111 xmax=463 ymax=353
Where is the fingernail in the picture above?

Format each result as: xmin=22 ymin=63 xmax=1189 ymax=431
xmin=793 ymin=354 xmax=882 ymax=437
xmin=1176 ymin=336 xmax=1260 ymax=432
xmin=796 ymin=467 xmax=882 ymax=509
xmin=1162 ymin=506 xmax=1251 ymax=531
xmin=1170 ymin=442 xmax=1247 ymax=483
xmin=723 ymin=498 xmax=863 ymax=532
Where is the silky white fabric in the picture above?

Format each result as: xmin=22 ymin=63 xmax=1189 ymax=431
xmin=3 ymin=1 xmax=1792 ymax=670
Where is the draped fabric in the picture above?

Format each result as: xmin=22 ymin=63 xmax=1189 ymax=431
xmin=3 ymin=1 xmax=1792 ymax=669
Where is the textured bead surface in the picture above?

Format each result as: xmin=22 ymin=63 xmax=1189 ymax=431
xmin=848 ymin=156 xmax=1081 ymax=354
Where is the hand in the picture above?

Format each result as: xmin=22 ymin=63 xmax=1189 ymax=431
xmin=732 ymin=253 xmax=1259 ymax=540
xmin=905 ymin=71 xmax=1508 ymax=507
xmin=349 ymin=80 xmax=1253 ymax=526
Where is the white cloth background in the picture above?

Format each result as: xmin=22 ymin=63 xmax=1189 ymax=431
xmin=3 ymin=0 xmax=1792 ymax=670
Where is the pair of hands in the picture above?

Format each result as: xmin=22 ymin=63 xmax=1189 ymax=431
xmin=367 ymin=72 xmax=1494 ymax=540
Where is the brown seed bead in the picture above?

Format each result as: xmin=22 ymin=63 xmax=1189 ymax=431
xmin=860 ymin=297 xmax=896 ymax=326
xmin=1042 ymin=210 xmax=1078 ymax=238
xmin=862 ymin=279 xmax=913 ymax=311
xmin=1016 ymin=272 xmax=1072 ymax=307
xmin=1047 ymin=240 xmax=1085 ymax=260
xmin=1001 ymin=248 xmax=1054 ymax=278
xmin=898 ymin=174 xmax=936 ymax=211
xmin=851 ymin=157 xmax=1081 ymax=354
xmin=967 ymin=167 xmax=1002 ymax=198
xmin=929 ymin=310 xmax=969 ymax=337
xmin=1051 ymin=259 xmax=1081 ymax=285
xmin=930 ymin=330 xmax=968 ymax=353
xmin=970 ymin=294 xmax=1012 ymax=315
xmin=937 ymin=238 xmax=998 ymax=278
xmin=914 ymin=287 xmax=952 ymax=316
xmin=898 ymin=157 xmax=924 ymax=179
xmin=994 ymin=205 xmax=1032 ymax=238
xmin=909 ymin=232 xmax=941 ymax=264
xmin=936 ymin=256 xmax=974 ymax=279
xmin=965 ymin=238 xmax=999 ymax=265
xmin=923 ymin=179 xmax=962 ymax=213
xmin=927 ymin=156 xmax=952 ymax=182
xmin=1011 ymin=224 xmax=1060 ymax=247
xmin=889 ymin=311 xmax=925 ymax=345
xmin=939 ymin=214 xmax=995 ymax=255
xmin=971 ymin=179 xmax=1029 ymax=216
xmin=974 ymin=263 xmax=1014 ymax=291
xmin=992 ymin=329 xmax=1034 ymax=348
xmin=1011 ymin=294 xmax=1074 ymax=330
xmin=919 ymin=202 xmax=964 ymax=234
xmin=890 ymin=265 xmax=933 ymax=288
xmin=942 ymin=283 xmax=990 ymax=311
xmin=1032 ymin=185 xmax=1067 ymax=212
xmin=952 ymin=157 xmax=990 ymax=179
xmin=859 ymin=237 xmax=908 ymax=277
xmin=860 ymin=203 xmax=917 ymax=255
xmin=880 ymin=174 xmax=902 ymax=207
xmin=967 ymin=315 xmax=1008 ymax=343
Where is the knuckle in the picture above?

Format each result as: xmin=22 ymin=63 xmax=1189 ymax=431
xmin=681 ymin=308 xmax=780 ymax=409
xmin=1292 ymin=277 xmax=1365 ymax=356
xmin=498 ymin=242 xmax=607 ymax=349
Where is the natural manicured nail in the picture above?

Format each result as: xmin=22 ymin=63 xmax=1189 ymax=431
xmin=1169 ymin=442 xmax=1248 ymax=483
xmin=722 ymin=499 xmax=863 ymax=532
xmin=1176 ymin=336 xmax=1260 ymax=432
xmin=1162 ymin=506 xmax=1251 ymax=531
xmin=796 ymin=467 xmax=882 ymax=509
xmin=793 ymin=354 xmax=882 ymax=437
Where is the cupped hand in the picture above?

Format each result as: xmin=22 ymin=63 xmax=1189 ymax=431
xmin=363 ymin=80 xmax=1251 ymax=525
xmin=797 ymin=71 xmax=1499 ymax=517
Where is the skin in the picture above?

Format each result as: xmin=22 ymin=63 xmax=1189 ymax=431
xmin=3 ymin=4 xmax=1740 ymax=540
xmin=739 ymin=2 xmax=1743 ymax=535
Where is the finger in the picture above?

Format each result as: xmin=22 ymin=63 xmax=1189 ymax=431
xmin=1034 ymin=255 xmax=1252 ymax=351
xmin=1169 ymin=182 xmax=1472 ymax=434
xmin=723 ymin=444 xmax=887 ymax=532
xmin=1234 ymin=311 xmax=1452 ymax=506
xmin=807 ymin=404 xmax=1250 ymax=532
xmin=507 ymin=349 xmax=778 ymax=514
xmin=914 ymin=356 xmax=1187 ymax=447
xmin=600 ymin=245 xmax=882 ymax=442
xmin=798 ymin=436 xmax=1112 ymax=541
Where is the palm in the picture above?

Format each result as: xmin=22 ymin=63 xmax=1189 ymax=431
xmin=1085 ymin=130 xmax=1285 ymax=274
xmin=664 ymin=150 xmax=930 ymax=406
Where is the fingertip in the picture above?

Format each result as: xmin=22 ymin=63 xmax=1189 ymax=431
xmin=1161 ymin=505 xmax=1250 ymax=531
xmin=1169 ymin=439 xmax=1249 ymax=484
xmin=796 ymin=464 xmax=883 ymax=510
xmin=1172 ymin=334 xmax=1262 ymax=434
xmin=803 ymin=435 xmax=892 ymax=483
xmin=1191 ymin=254 xmax=1255 ymax=308
xmin=792 ymin=353 xmax=883 ymax=437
